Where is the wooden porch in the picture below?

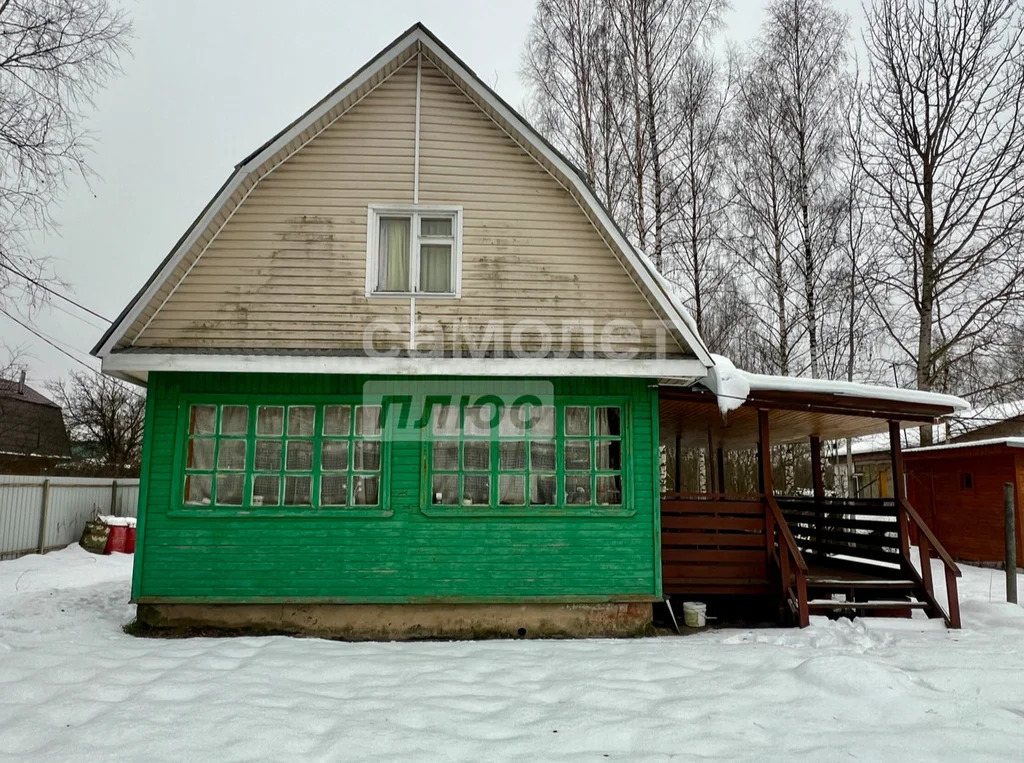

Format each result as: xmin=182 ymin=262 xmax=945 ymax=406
xmin=660 ymin=389 xmax=962 ymax=628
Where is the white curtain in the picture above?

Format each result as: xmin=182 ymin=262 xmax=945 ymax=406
xmin=419 ymin=244 xmax=451 ymax=292
xmin=377 ymin=217 xmax=410 ymax=291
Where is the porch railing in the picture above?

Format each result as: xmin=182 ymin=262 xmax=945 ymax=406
xmin=777 ymin=495 xmax=961 ymax=628
xmin=765 ymin=494 xmax=809 ymax=626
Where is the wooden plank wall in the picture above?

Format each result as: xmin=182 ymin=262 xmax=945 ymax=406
xmin=660 ymin=494 xmax=770 ymax=594
xmin=134 ymin=372 xmax=660 ymax=602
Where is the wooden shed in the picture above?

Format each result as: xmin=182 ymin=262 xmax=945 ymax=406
xmin=905 ymin=438 xmax=1024 ymax=565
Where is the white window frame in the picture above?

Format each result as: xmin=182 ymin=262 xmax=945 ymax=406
xmin=366 ymin=204 xmax=463 ymax=298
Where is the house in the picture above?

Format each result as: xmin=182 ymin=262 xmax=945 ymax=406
xmin=0 ymin=371 xmax=72 ymax=475
xmin=848 ymin=400 xmax=1024 ymax=499
xmin=899 ymin=439 xmax=1024 ymax=565
xmin=93 ymin=24 xmax=968 ymax=638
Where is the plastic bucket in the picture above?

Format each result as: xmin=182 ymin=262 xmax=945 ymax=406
xmin=105 ymin=525 xmax=128 ymax=554
xmin=125 ymin=526 xmax=137 ymax=554
xmin=682 ymin=601 xmax=707 ymax=628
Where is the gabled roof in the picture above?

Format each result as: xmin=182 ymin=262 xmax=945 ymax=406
xmin=0 ymin=379 xmax=72 ymax=460
xmin=92 ymin=22 xmax=713 ymax=369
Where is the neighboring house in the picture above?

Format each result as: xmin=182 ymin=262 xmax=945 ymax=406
xmin=0 ymin=372 xmax=72 ymax=475
xmin=848 ymin=400 xmax=1024 ymax=498
xmin=902 ymin=438 xmax=1024 ymax=566
xmin=92 ymin=24 xmax=968 ymax=637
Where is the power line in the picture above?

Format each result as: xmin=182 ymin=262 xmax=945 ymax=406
xmin=0 ymin=306 xmax=101 ymax=375
xmin=0 ymin=257 xmax=112 ymax=323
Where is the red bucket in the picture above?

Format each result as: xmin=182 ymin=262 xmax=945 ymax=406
xmin=105 ymin=524 xmax=128 ymax=554
xmin=125 ymin=526 xmax=137 ymax=554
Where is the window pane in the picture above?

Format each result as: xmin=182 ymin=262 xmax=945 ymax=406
xmin=565 ymin=440 xmax=591 ymax=471
xmin=323 ymin=405 xmax=351 ymax=436
xmin=463 ymin=475 xmax=490 ymax=505
xmin=216 ymin=474 xmax=244 ymax=505
xmin=187 ymin=438 xmax=214 ymax=470
xmin=432 ymin=405 xmax=459 ymax=436
xmin=252 ymin=475 xmax=280 ymax=507
xmin=356 ymin=406 xmax=382 ymax=436
xmin=353 ymin=475 xmax=379 ymax=506
xmin=189 ymin=405 xmax=216 ymax=435
xmin=322 ymin=440 xmax=349 ymax=471
xmin=354 ymin=441 xmax=380 ymax=471
xmin=221 ymin=406 xmax=248 ymax=435
xmin=217 ymin=440 xmax=247 ymax=471
xmin=321 ymin=474 xmax=348 ymax=506
xmin=432 ymin=474 xmax=458 ymax=505
xmin=499 ymin=441 xmax=526 ymax=470
xmin=565 ymin=406 xmax=590 ymax=436
xmin=498 ymin=475 xmax=525 ymax=506
xmin=377 ymin=216 xmax=411 ymax=292
xmin=284 ymin=476 xmax=312 ymax=506
xmin=419 ymin=244 xmax=452 ymax=293
xmin=530 ymin=406 xmax=555 ymax=436
xmin=256 ymin=406 xmax=284 ymax=436
xmin=530 ymin=441 xmax=555 ymax=471
xmin=184 ymin=474 xmax=212 ymax=505
xmin=499 ymin=406 xmax=527 ymax=436
xmin=596 ymin=407 xmax=622 ymax=436
xmin=596 ymin=475 xmax=622 ymax=506
xmin=255 ymin=440 xmax=282 ymax=472
xmin=464 ymin=405 xmax=494 ymax=436
xmin=464 ymin=441 xmax=490 ymax=471
xmin=530 ymin=474 xmax=556 ymax=506
xmin=566 ymin=475 xmax=591 ymax=505
xmin=421 ymin=217 xmax=453 ymax=237
xmin=288 ymin=406 xmax=315 ymax=437
xmin=286 ymin=441 xmax=313 ymax=471
xmin=596 ymin=440 xmax=622 ymax=470
xmin=433 ymin=441 xmax=459 ymax=470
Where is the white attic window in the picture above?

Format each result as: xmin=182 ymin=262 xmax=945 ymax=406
xmin=366 ymin=205 xmax=462 ymax=297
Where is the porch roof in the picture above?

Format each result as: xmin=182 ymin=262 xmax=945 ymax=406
xmin=659 ymin=384 xmax=966 ymax=449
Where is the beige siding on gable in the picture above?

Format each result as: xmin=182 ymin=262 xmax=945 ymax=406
xmin=130 ymin=56 xmax=684 ymax=357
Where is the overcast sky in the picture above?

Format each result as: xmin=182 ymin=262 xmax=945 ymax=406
xmin=6 ymin=0 xmax=851 ymax=389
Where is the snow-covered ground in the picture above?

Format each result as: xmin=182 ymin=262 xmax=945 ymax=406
xmin=2 ymin=547 xmax=1023 ymax=762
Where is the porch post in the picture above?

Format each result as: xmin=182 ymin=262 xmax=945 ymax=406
xmin=716 ymin=447 xmax=726 ymax=495
xmin=888 ymin=420 xmax=911 ymax=557
xmin=758 ymin=409 xmax=776 ymax=568
xmin=810 ymin=435 xmax=824 ymax=548
xmin=674 ymin=435 xmax=682 ymax=494
xmin=757 ymin=410 xmax=773 ymax=495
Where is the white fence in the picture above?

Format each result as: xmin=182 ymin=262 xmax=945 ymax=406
xmin=0 ymin=476 xmax=140 ymax=560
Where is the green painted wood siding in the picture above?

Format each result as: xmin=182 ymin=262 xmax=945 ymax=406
xmin=133 ymin=373 xmax=661 ymax=603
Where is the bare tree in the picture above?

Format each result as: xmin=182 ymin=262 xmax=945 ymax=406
xmin=0 ymin=0 xmax=130 ymax=313
xmin=758 ymin=0 xmax=850 ymax=378
xmin=665 ymin=49 xmax=733 ymax=337
xmin=725 ymin=60 xmax=800 ymax=374
xmin=859 ymin=0 xmax=1024 ymax=442
xmin=49 ymin=371 xmax=145 ymax=475
xmin=522 ymin=0 xmax=629 ymax=211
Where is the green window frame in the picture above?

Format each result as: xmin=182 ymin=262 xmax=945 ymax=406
xmin=175 ymin=398 xmax=388 ymax=516
xmin=422 ymin=399 xmax=631 ymax=517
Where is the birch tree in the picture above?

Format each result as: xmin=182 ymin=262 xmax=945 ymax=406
xmin=859 ymin=0 xmax=1024 ymax=441
xmin=760 ymin=0 xmax=850 ymax=378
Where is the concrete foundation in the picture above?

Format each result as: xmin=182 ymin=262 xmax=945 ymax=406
xmin=135 ymin=601 xmax=653 ymax=640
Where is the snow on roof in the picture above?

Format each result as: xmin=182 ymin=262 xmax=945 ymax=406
xmin=843 ymin=399 xmax=1024 ymax=455
xmin=948 ymin=399 xmax=1024 ymax=437
xmin=908 ymin=436 xmax=1024 ymax=454
xmin=700 ymin=354 xmax=969 ymax=417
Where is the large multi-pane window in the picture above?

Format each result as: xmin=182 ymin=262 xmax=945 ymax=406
xmin=181 ymin=401 xmax=383 ymax=509
xmin=426 ymin=401 xmax=625 ymax=509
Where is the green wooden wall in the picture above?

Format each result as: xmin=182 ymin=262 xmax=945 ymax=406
xmin=132 ymin=373 xmax=661 ymax=603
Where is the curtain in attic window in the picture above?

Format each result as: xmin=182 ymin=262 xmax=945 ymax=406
xmin=377 ymin=217 xmax=410 ymax=291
